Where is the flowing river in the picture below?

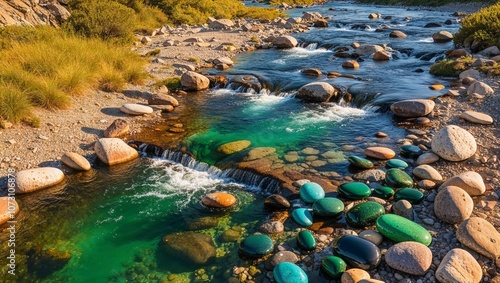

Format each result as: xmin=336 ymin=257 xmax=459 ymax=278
xmin=2 ymin=1 xmax=460 ymax=282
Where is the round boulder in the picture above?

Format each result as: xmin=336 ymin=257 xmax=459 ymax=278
xmin=364 ymin=147 xmax=395 ymax=159
xmin=296 ymin=82 xmax=337 ymax=102
xmin=431 ymin=125 xmax=477 ymax=161
xmin=342 ymin=60 xmax=360 ymax=69
xmin=94 ymin=138 xmax=139 ymax=165
xmin=217 ymin=140 xmax=251 ymax=155
xmin=434 ymin=186 xmax=473 ymax=224
xmin=390 ymin=99 xmax=435 ymax=118
xmin=162 ymin=232 xmax=216 ymax=265
xmin=389 ymin=30 xmax=407 ymax=38
xmin=436 ymin=248 xmax=482 ymax=283
xmin=272 ymin=35 xmax=298 ymax=49
xmin=15 ymin=167 xmax=65 ymax=194
xmin=181 ymin=71 xmax=210 ymax=91
xmin=201 ymin=192 xmax=237 ymax=208
xmin=355 ymin=44 xmax=385 ymax=56
xmin=432 ymin=31 xmax=453 ymax=43
xmin=412 ymin=165 xmax=442 ymax=181
xmin=467 ymin=81 xmax=494 ymax=96
xmin=373 ymin=51 xmax=390 ymax=61
xmin=439 ymin=171 xmax=485 ymax=196
xmin=61 ymin=152 xmax=91 ymax=171
xmin=148 ymin=93 xmax=179 ymax=107
xmin=385 ymin=241 xmax=432 ymax=275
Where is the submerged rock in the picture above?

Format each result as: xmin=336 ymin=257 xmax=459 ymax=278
xmin=264 ymin=194 xmax=291 ymax=210
xmin=243 ymin=147 xmax=276 ymax=161
xmin=162 ymin=232 xmax=216 ymax=265
xmin=217 ymin=140 xmax=251 ymax=155
xmin=201 ymin=192 xmax=237 ymax=208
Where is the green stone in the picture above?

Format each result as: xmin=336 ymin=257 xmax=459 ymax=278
xmin=394 ymin=188 xmax=424 ymax=204
xmin=400 ymin=145 xmax=423 ymax=158
xmin=320 ymin=256 xmax=347 ymax=279
xmin=299 ymin=182 xmax=325 ymax=203
xmin=371 ymin=186 xmax=394 ymax=199
xmin=386 ymin=159 xmax=408 ymax=169
xmin=348 ymin=156 xmax=374 ymax=169
xmin=312 ymin=198 xmax=344 ymax=217
xmin=338 ymin=182 xmax=371 ymax=200
xmin=239 ymin=234 xmax=274 ymax=258
xmin=385 ymin=168 xmax=414 ymax=188
xmin=346 ymin=201 xmax=385 ymax=228
xmin=376 ymin=214 xmax=432 ymax=246
xmin=292 ymin=208 xmax=313 ymax=227
xmin=296 ymin=230 xmax=316 ymax=251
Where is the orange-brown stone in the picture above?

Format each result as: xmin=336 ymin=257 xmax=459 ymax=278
xmin=364 ymin=147 xmax=396 ymax=160
xmin=202 ymin=192 xmax=237 ymax=208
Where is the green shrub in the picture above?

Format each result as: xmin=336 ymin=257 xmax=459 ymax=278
xmin=454 ymin=3 xmax=500 ymax=51
xmin=429 ymin=58 xmax=473 ymax=77
xmin=269 ymin=0 xmax=316 ymax=5
xmin=145 ymin=49 xmax=161 ymax=56
xmin=64 ymin=0 xmax=137 ymax=43
xmin=156 ymin=77 xmax=181 ymax=89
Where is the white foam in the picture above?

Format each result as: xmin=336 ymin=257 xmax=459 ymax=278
xmin=293 ymin=104 xmax=368 ymax=125
xmin=417 ymin=37 xmax=434 ymax=43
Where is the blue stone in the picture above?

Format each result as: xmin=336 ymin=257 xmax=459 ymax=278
xmin=299 ymin=182 xmax=325 ymax=203
xmin=274 ymin=262 xmax=308 ymax=283
xmin=400 ymin=145 xmax=423 ymax=158
xmin=386 ymin=159 xmax=409 ymax=169
xmin=332 ymin=235 xmax=381 ymax=270
xmin=292 ymin=208 xmax=313 ymax=227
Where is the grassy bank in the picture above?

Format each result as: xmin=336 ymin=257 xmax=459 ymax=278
xmin=0 ymin=26 xmax=146 ymax=123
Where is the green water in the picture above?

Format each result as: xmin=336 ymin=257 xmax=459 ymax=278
xmin=7 ymin=159 xmax=273 ymax=282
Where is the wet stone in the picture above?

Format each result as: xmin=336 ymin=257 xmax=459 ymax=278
xmin=394 ymin=188 xmax=424 ymax=204
xmin=239 ymin=234 xmax=274 ymax=258
xmin=332 ymin=235 xmax=381 ymax=270
xmin=348 ymin=156 xmax=374 ymax=169
xmin=266 ymin=251 xmax=299 ymax=270
xmin=292 ymin=208 xmax=313 ymax=227
xmin=385 ymin=168 xmax=414 ymax=188
xmin=321 ymin=256 xmax=347 ymax=279
xmin=359 ymin=230 xmax=383 ymax=246
xmin=376 ymin=214 xmax=432 ymax=246
xmin=371 ymin=186 xmax=394 ymax=199
xmin=273 ymin=262 xmax=308 ymax=283
xmin=400 ymin=145 xmax=424 ymax=158
xmin=296 ymin=230 xmax=316 ymax=251
xmin=312 ymin=197 xmax=344 ymax=217
xmin=346 ymin=201 xmax=385 ymax=228
xmin=386 ymin=159 xmax=409 ymax=169
xmin=264 ymin=194 xmax=291 ymax=210
xmin=299 ymin=182 xmax=325 ymax=203
xmin=339 ymin=182 xmax=371 ymax=200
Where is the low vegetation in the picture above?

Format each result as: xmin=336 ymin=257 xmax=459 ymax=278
xmin=454 ymin=2 xmax=500 ymax=51
xmin=268 ymin=0 xmax=316 ymax=5
xmin=0 ymin=26 xmax=146 ymax=123
xmin=155 ymin=77 xmax=181 ymax=90
xmin=429 ymin=57 xmax=474 ymax=77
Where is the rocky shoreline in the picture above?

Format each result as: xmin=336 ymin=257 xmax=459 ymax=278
xmin=1 ymin=2 xmax=499 ymax=283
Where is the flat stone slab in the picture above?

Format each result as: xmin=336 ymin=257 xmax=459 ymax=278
xmin=460 ymin=111 xmax=493 ymax=125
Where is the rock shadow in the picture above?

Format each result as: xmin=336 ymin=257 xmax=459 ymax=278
xmin=122 ymin=89 xmax=150 ymax=100
xmin=100 ymin=107 xmax=129 ymax=117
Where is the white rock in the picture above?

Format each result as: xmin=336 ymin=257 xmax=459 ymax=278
xmin=460 ymin=111 xmax=493 ymax=125
xmin=439 ymin=171 xmax=485 ymax=196
xmin=467 ymin=81 xmax=494 ymax=96
xmin=431 ymin=125 xmax=477 ymax=161
xmin=94 ymin=138 xmax=139 ymax=166
xmin=120 ymin=104 xmax=153 ymax=115
xmin=15 ymin=167 xmax=65 ymax=194
xmin=213 ymin=57 xmax=234 ymax=66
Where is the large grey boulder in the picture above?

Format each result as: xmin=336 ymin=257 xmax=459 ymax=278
xmin=390 ymin=99 xmax=435 ymax=118
xmin=355 ymin=44 xmax=384 ymax=56
xmin=272 ymin=36 xmax=298 ymax=49
xmin=181 ymin=71 xmax=210 ymax=91
xmin=432 ymin=31 xmax=453 ymax=43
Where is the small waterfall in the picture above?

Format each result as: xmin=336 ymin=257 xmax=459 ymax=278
xmin=138 ymin=144 xmax=281 ymax=193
